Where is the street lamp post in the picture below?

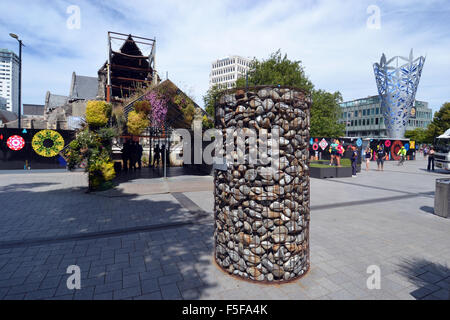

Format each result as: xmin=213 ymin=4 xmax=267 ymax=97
xmin=9 ymin=33 xmax=23 ymax=129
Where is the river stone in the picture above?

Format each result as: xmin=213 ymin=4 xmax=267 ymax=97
xmin=272 ymin=264 xmax=285 ymax=279
xmin=228 ymin=250 xmax=240 ymax=262
xmin=261 ymin=259 xmax=274 ymax=271
xmin=247 ymin=266 xmax=262 ymax=278
xmin=271 ymin=233 xmax=287 ymax=244
xmin=262 ymin=99 xmax=274 ymax=111
xmin=261 ymin=241 xmax=272 ymax=250
xmin=270 ymin=202 xmax=283 ymax=212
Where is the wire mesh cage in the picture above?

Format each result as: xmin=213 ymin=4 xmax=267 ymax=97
xmin=213 ymin=86 xmax=311 ymax=282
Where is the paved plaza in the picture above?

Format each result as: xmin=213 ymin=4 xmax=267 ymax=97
xmin=0 ymin=159 xmax=449 ymax=300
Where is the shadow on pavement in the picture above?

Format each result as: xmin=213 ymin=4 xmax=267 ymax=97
xmin=420 ymin=206 xmax=435 ymax=215
xmin=397 ymin=258 xmax=450 ymax=300
xmin=0 ymin=180 xmax=216 ymax=300
xmin=0 ymin=182 xmax=61 ymax=192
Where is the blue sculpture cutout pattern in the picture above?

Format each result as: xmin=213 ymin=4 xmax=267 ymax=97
xmin=373 ymin=49 xmax=425 ymax=139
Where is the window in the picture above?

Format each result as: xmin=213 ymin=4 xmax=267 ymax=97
xmin=363 ymin=110 xmax=366 ymax=116
xmin=358 ymin=120 xmax=361 ymax=126
xmin=371 ymin=118 xmax=374 ymax=125
xmin=354 ymin=111 xmax=358 ymax=117
xmin=376 ymin=108 xmax=379 ymax=115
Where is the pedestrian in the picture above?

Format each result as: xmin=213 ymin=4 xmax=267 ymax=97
xmin=152 ymin=144 xmax=160 ymax=168
xmin=137 ymin=142 xmax=143 ymax=169
xmin=427 ymin=147 xmax=435 ymax=171
xmin=329 ymin=139 xmax=337 ymax=166
xmin=365 ymin=147 xmax=372 ymax=171
xmin=130 ymin=141 xmax=138 ymax=171
xmin=376 ymin=144 xmax=386 ymax=171
xmin=121 ymin=140 xmax=131 ymax=172
xmin=397 ymin=146 xmax=407 ymax=165
xmin=336 ymin=140 xmax=344 ymax=167
xmin=351 ymin=146 xmax=358 ymax=177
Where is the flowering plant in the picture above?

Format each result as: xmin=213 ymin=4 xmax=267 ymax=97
xmin=145 ymin=91 xmax=168 ymax=128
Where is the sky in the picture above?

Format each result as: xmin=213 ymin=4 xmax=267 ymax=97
xmin=0 ymin=0 xmax=449 ymax=113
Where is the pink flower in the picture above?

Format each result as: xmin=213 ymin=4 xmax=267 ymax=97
xmin=145 ymin=91 xmax=168 ymax=128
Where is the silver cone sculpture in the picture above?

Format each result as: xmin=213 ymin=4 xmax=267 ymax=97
xmin=373 ymin=49 xmax=426 ymax=139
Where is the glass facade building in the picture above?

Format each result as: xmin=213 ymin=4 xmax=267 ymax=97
xmin=339 ymin=95 xmax=432 ymax=138
xmin=0 ymin=49 xmax=20 ymax=114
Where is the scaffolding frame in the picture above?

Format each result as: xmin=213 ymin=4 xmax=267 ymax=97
xmin=106 ymin=31 xmax=156 ymax=102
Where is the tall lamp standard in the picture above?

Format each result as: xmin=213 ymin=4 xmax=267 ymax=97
xmin=9 ymin=33 xmax=23 ymax=129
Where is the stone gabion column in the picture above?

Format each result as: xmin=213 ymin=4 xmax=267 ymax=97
xmin=214 ymin=86 xmax=311 ymax=282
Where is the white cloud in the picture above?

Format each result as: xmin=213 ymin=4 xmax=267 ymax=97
xmin=0 ymin=0 xmax=448 ymax=112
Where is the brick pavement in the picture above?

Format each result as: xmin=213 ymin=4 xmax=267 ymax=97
xmin=0 ymin=160 xmax=449 ymax=300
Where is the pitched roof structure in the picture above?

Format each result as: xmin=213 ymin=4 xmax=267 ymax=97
xmin=69 ymin=72 xmax=98 ymax=101
xmin=99 ymin=33 xmax=155 ymax=101
xmin=44 ymin=92 xmax=69 ymax=110
xmin=123 ymin=79 xmax=206 ymax=130
xmin=0 ymin=110 xmax=18 ymax=123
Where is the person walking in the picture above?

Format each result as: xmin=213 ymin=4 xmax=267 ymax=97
xmin=351 ymin=146 xmax=358 ymax=177
xmin=427 ymin=147 xmax=435 ymax=171
xmin=397 ymin=146 xmax=407 ymax=165
xmin=136 ymin=142 xmax=143 ymax=169
xmin=121 ymin=140 xmax=131 ymax=172
xmin=365 ymin=147 xmax=372 ymax=171
xmin=376 ymin=144 xmax=386 ymax=171
xmin=152 ymin=144 xmax=160 ymax=168
xmin=130 ymin=141 xmax=138 ymax=171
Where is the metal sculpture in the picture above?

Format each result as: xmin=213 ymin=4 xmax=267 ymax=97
xmin=373 ymin=49 xmax=425 ymax=139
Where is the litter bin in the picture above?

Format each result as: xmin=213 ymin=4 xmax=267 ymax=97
xmin=434 ymin=179 xmax=450 ymax=218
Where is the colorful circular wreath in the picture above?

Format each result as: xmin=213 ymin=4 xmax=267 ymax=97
xmin=7 ymin=135 xmax=26 ymax=151
xmin=32 ymin=130 xmax=65 ymax=158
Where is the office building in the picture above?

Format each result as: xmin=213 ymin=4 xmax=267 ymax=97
xmin=0 ymin=97 xmax=6 ymax=110
xmin=0 ymin=49 xmax=19 ymax=114
xmin=209 ymin=55 xmax=252 ymax=89
xmin=0 ymin=49 xmax=20 ymax=114
xmin=339 ymin=95 xmax=433 ymax=138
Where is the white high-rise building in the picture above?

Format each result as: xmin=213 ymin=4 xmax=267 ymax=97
xmin=0 ymin=49 xmax=20 ymax=114
xmin=209 ymin=55 xmax=252 ymax=89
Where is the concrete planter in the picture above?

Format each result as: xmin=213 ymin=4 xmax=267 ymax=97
xmin=310 ymin=165 xmax=352 ymax=179
xmin=310 ymin=166 xmax=336 ymax=179
xmin=336 ymin=166 xmax=352 ymax=178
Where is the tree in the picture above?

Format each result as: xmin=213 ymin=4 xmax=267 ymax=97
xmin=235 ymin=50 xmax=314 ymax=93
xmin=405 ymin=128 xmax=427 ymax=143
xmin=310 ymin=90 xmax=345 ymax=137
xmin=425 ymin=102 xmax=450 ymax=142
xmin=127 ymin=110 xmax=149 ymax=136
xmin=204 ymin=50 xmax=344 ymax=137
xmin=85 ymin=101 xmax=112 ymax=127
xmin=203 ymin=84 xmax=223 ymax=118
